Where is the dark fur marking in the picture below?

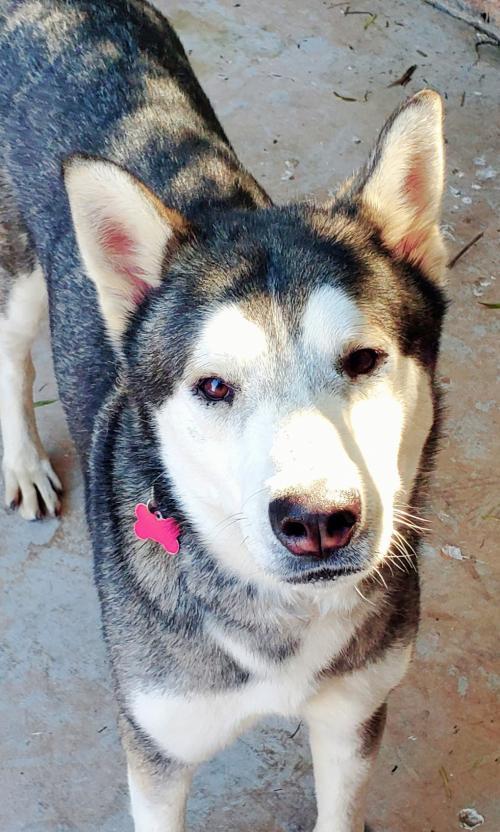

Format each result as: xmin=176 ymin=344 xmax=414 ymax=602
xmin=360 ymin=702 xmax=387 ymax=758
xmin=118 ymin=711 xmax=182 ymax=775
xmin=320 ymin=566 xmax=419 ymax=678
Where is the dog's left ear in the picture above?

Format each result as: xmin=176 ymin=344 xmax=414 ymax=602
xmin=349 ymin=90 xmax=446 ymax=282
xmin=63 ymin=156 xmax=189 ymax=343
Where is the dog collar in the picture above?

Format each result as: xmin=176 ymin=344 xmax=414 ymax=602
xmin=133 ymin=498 xmax=181 ymax=556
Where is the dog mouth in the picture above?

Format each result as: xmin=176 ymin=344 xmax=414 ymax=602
xmin=271 ymin=526 xmax=372 ymax=585
xmin=284 ymin=565 xmax=362 ymax=584
xmin=243 ymin=521 xmax=373 ymax=585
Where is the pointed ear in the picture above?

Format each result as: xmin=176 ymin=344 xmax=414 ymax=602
xmin=353 ymin=90 xmax=446 ymax=282
xmin=63 ymin=156 xmax=189 ymax=341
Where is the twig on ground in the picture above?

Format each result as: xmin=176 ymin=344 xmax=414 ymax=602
xmin=388 ymin=65 xmax=417 ymax=87
xmin=447 ymin=232 xmax=484 ymax=269
xmin=439 ymin=765 xmax=452 ymax=799
xmin=333 ymin=90 xmax=358 ymax=101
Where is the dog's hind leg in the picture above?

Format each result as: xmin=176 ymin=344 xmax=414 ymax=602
xmin=0 ymin=173 xmax=62 ymax=519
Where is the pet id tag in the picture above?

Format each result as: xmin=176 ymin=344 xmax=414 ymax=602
xmin=134 ymin=502 xmax=181 ymax=555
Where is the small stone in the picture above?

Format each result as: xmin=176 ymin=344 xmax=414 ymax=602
xmin=472 ymin=276 xmax=495 ymax=298
xmin=441 ymin=224 xmax=456 ymax=241
xmin=476 ymin=166 xmax=497 ymax=181
xmin=473 ymin=156 xmax=486 ymax=166
xmin=475 ymin=400 xmax=494 ymax=413
xmin=440 ymin=544 xmax=463 ymax=561
xmin=458 ymin=808 xmax=485 ymax=829
xmin=281 ymin=158 xmax=300 ymax=180
xmin=437 ymin=510 xmax=453 ymax=524
xmin=462 ymin=196 xmax=472 ymax=205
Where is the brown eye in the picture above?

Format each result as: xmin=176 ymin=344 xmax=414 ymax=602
xmin=197 ymin=377 xmax=234 ymax=403
xmin=343 ymin=348 xmax=383 ymax=379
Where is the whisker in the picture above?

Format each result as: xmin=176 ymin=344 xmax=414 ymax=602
xmin=373 ymin=565 xmax=388 ymax=590
xmin=393 ymin=529 xmax=417 ymax=557
xmin=385 ymin=559 xmax=395 ymax=578
xmin=396 ymin=523 xmax=429 ymax=536
xmin=394 ymin=505 xmax=431 ymax=525
xmin=390 ymin=540 xmax=415 ymax=572
xmin=389 ymin=540 xmax=417 ymax=572
xmin=213 ymin=512 xmax=245 ymax=533
xmin=394 ymin=517 xmax=430 ymax=534
xmin=241 ymin=487 xmax=268 ymax=511
xmin=394 ymin=504 xmax=431 ymax=521
xmin=213 ymin=517 xmax=246 ymax=537
xmin=384 ymin=549 xmax=408 ymax=573
xmin=354 ymin=584 xmax=377 ymax=607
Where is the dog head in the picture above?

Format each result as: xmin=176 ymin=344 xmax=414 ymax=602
xmin=65 ymin=91 xmax=446 ymax=587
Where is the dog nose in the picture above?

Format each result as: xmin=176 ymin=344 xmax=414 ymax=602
xmin=269 ymin=495 xmax=361 ymax=558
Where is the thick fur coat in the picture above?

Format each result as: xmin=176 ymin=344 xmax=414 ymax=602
xmin=0 ymin=2 xmax=447 ymax=830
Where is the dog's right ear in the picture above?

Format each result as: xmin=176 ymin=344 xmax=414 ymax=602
xmin=63 ymin=156 xmax=189 ymax=343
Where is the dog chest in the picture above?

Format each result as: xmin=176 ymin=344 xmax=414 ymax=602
xmin=129 ymin=602 xmax=368 ymax=765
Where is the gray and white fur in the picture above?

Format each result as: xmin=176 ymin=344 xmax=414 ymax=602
xmin=0 ymin=2 xmax=447 ymax=830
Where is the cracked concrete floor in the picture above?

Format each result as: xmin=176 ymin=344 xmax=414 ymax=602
xmin=1 ymin=1 xmax=499 ymax=830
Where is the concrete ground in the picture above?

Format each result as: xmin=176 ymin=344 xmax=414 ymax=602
xmin=1 ymin=1 xmax=499 ymax=830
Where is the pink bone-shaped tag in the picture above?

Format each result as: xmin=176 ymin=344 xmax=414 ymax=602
xmin=133 ymin=503 xmax=181 ymax=555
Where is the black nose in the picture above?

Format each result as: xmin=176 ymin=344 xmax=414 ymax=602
xmin=269 ymin=495 xmax=361 ymax=558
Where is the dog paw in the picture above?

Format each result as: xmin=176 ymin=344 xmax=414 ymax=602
xmin=3 ymin=449 xmax=62 ymax=520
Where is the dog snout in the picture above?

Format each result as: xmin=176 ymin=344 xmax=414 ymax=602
xmin=269 ymin=495 xmax=361 ymax=558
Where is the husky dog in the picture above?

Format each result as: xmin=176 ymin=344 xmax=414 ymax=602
xmin=0 ymin=1 xmax=447 ymax=829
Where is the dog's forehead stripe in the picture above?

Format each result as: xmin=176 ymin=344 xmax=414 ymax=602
xmin=195 ymin=304 xmax=268 ymax=364
xmin=301 ymin=286 xmax=366 ymax=353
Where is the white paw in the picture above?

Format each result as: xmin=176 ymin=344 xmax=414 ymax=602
xmin=3 ymin=447 xmax=62 ymax=520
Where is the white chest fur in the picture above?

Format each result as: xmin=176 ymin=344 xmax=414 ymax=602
xmin=130 ymin=595 xmax=373 ymax=765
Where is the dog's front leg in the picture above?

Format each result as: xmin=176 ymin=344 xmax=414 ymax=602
xmin=306 ymin=695 xmax=385 ymax=832
xmin=127 ymin=752 xmax=194 ymax=832
xmin=120 ymin=709 xmax=194 ymax=832
xmin=304 ymin=649 xmax=411 ymax=832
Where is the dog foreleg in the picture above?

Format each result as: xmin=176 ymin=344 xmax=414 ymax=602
xmin=304 ymin=648 xmax=410 ymax=832
xmin=127 ymin=757 xmax=194 ymax=832
xmin=0 ymin=266 xmax=62 ymax=519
